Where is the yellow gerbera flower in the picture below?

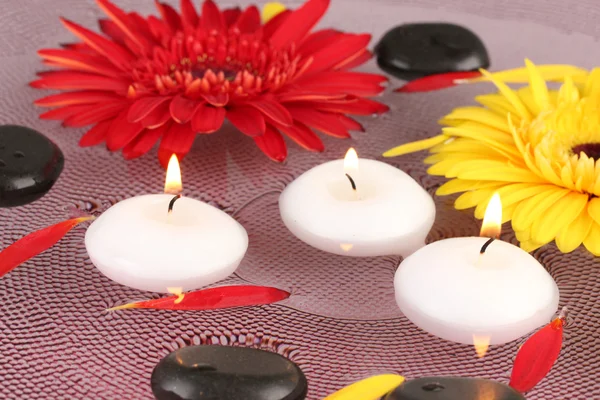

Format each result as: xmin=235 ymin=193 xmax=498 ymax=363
xmin=384 ymin=60 xmax=600 ymax=255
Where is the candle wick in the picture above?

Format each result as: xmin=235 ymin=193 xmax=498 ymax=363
xmin=168 ymin=194 xmax=182 ymax=214
xmin=345 ymin=173 xmax=357 ymax=191
xmin=479 ymin=237 xmax=495 ymax=254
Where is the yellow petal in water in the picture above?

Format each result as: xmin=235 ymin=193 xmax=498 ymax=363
xmin=323 ymin=374 xmax=405 ymax=400
xmin=383 ymin=135 xmax=448 ymax=157
xmin=583 ymin=222 xmax=600 ymax=256
xmin=261 ymin=2 xmax=286 ymax=23
xmin=556 ymin=204 xmax=593 ymax=253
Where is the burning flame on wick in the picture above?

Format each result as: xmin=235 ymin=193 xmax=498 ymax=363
xmin=480 ymin=193 xmax=502 ymax=238
xmin=164 ymin=154 xmax=183 ymax=194
xmin=344 ymin=148 xmax=359 ymax=175
xmin=167 ymin=287 xmax=185 ymax=304
xmin=473 ymin=334 xmax=491 ymax=358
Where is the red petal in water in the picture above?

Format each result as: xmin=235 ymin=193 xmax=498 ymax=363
xmin=509 ymin=315 xmax=565 ymax=393
xmin=0 ymin=216 xmax=94 ymax=278
xmin=108 ymin=285 xmax=290 ymax=311
xmin=395 ymin=71 xmax=482 ymax=93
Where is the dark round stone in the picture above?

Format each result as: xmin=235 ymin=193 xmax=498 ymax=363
xmin=384 ymin=377 xmax=525 ymax=400
xmin=0 ymin=125 xmax=64 ymax=207
xmin=375 ymin=23 xmax=490 ymax=80
xmin=151 ymin=345 xmax=307 ymax=400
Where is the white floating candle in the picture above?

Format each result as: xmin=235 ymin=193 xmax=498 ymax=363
xmin=85 ymin=155 xmax=248 ymax=293
xmin=279 ymin=148 xmax=435 ymax=257
xmin=394 ymin=194 xmax=559 ymax=345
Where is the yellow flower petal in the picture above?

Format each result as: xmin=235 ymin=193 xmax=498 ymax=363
xmin=383 ymin=135 xmax=448 ymax=157
xmin=436 ymin=179 xmax=503 ymax=196
xmin=479 ymin=69 xmax=532 ymax=121
xmin=520 ymin=239 xmax=547 ymax=252
xmin=557 ymin=76 xmax=580 ymax=105
xmin=476 ymin=94 xmax=518 ymax=116
xmin=525 ymin=59 xmax=550 ymax=112
xmin=583 ymin=68 xmax=600 ymax=97
xmin=530 ymin=192 xmax=588 ymax=243
xmin=473 ymin=183 xmax=549 ymax=218
xmin=587 ymin=197 xmax=600 ymax=225
xmin=556 ymin=203 xmax=593 ymax=253
xmin=466 ymin=64 xmax=588 ymax=84
xmin=583 ymin=222 xmax=600 ymax=256
xmin=454 ymin=187 xmax=504 ymax=210
xmin=323 ymin=375 xmax=405 ymax=400
xmin=512 ymin=187 xmax=570 ymax=231
xmin=441 ymin=107 xmax=510 ymax=132
xmin=446 ymin=160 xmax=546 ymax=183
xmin=261 ymin=2 xmax=286 ymax=23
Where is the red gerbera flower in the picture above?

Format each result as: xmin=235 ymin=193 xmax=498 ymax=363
xmin=31 ymin=0 xmax=389 ymax=166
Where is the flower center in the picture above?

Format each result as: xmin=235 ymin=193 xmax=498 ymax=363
xmin=129 ymin=31 xmax=302 ymax=101
xmin=571 ymin=143 xmax=600 ymax=159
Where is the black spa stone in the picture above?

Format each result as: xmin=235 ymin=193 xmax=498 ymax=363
xmin=151 ymin=345 xmax=308 ymax=400
xmin=384 ymin=377 xmax=525 ymax=400
xmin=0 ymin=125 xmax=64 ymax=207
xmin=374 ymin=23 xmax=490 ymax=80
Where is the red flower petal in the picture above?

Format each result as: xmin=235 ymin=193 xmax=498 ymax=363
xmin=128 ymin=96 xmax=172 ymax=122
xmin=154 ymin=1 xmax=182 ymax=33
xmin=31 ymin=71 xmax=129 ymax=92
xmin=395 ymin=71 xmax=482 ymax=93
xmin=288 ymin=107 xmax=350 ymax=138
xmin=35 ymin=90 xmax=121 ymax=107
xmin=39 ymin=104 xmax=92 ymax=121
xmin=300 ymin=34 xmax=371 ymax=76
xmin=180 ymin=0 xmax=199 ymax=29
xmin=298 ymin=28 xmax=340 ymax=55
xmin=80 ymin=119 xmax=112 ymax=147
xmin=191 ymin=103 xmax=226 ymax=133
xmin=170 ymin=95 xmax=199 ymax=124
xmin=37 ymin=49 xmax=119 ymax=76
xmin=61 ymin=41 xmax=95 ymax=54
xmin=201 ymin=92 xmax=229 ymax=107
xmin=254 ymin=125 xmax=288 ymax=162
xmin=96 ymin=0 xmax=152 ymax=54
xmin=271 ymin=0 xmax=329 ymax=50
xmin=200 ymin=0 xmax=226 ymax=33
xmin=261 ymin=9 xmax=291 ymax=39
xmin=109 ymin=285 xmax=290 ymax=311
xmin=278 ymin=92 xmax=347 ymax=103
xmin=335 ymin=48 xmax=372 ymax=70
xmin=60 ymin=17 xmax=133 ymax=67
xmin=222 ymin=7 xmax=242 ymax=27
xmin=337 ymin=114 xmax=364 ymax=132
xmin=106 ymin=109 xmax=145 ymax=151
xmin=0 ymin=217 xmax=93 ymax=278
xmin=510 ymin=317 xmax=564 ymax=392
xmin=232 ymin=5 xmax=260 ymax=33
xmin=250 ymin=97 xmax=293 ymax=126
xmin=295 ymin=71 xmax=387 ymax=97
xmin=122 ymin=122 xmax=170 ymax=159
xmin=278 ymin=122 xmax=324 ymax=152
xmin=312 ymin=97 xmax=390 ymax=115
xmin=63 ymin=101 xmax=126 ymax=127
xmin=140 ymin=100 xmax=173 ymax=128
xmin=99 ymin=19 xmax=126 ymax=44
xmin=227 ymin=106 xmax=266 ymax=137
xmin=159 ymin=122 xmax=196 ymax=166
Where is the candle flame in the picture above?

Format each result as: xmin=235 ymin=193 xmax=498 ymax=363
xmin=164 ymin=154 xmax=183 ymax=194
xmin=344 ymin=148 xmax=359 ymax=174
xmin=480 ymin=193 xmax=502 ymax=238
xmin=167 ymin=287 xmax=185 ymax=304
xmin=473 ymin=334 xmax=491 ymax=358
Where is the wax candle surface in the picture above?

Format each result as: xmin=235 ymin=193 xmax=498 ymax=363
xmin=279 ymin=158 xmax=435 ymax=257
xmin=85 ymin=194 xmax=248 ymax=293
xmin=394 ymin=237 xmax=559 ymax=345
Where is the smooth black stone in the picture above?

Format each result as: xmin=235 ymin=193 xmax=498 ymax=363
xmin=151 ymin=345 xmax=307 ymax=400
xmin=0 ymin=125 xmax=63 ymax=207
xmin=384 ymin=377 xmax=524 ymax=400
xmin=375 ymin=23 xmax=490 ymax=80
